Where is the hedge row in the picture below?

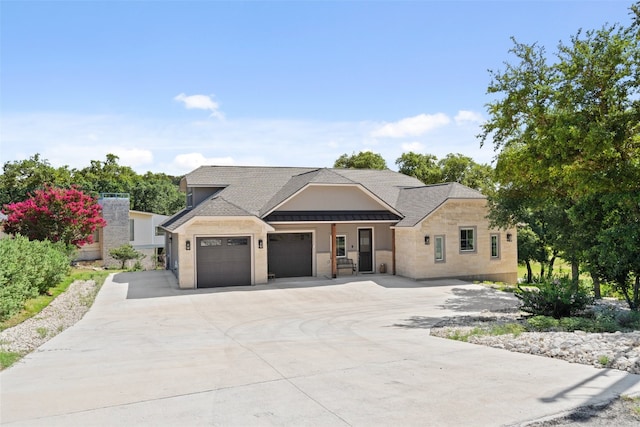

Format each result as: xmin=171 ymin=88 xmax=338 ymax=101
xmin=0 ymin=235 xmax=71 ymax=321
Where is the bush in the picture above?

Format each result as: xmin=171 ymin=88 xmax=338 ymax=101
xmin=526 ymin=315 xmax=560 ymax=330
xmin=515 ymin=276 xmax=594 ymax=319
xmin=0 ymin=235 xmax=71 ymax=320
xmin=109 ymin=244 xmax=145 ymax=270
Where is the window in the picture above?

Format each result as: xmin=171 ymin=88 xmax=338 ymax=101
xmin=187 ymin=190 xmax=194 ymax=208
xmin=459 ymin=227 xmax=476 ymax=252
xmin=434 ymin=235 xmax=445 ymax=262
xmin=129 ymin=219 xmax=135 ymax=241
xmin=336 ymin=235 xmax=346 ymax=257
xmin=490 ymin=234 xmax=500 ymax=259
xmin=155 ymin=227 xmax=165 ymax=236
xmin=200 ymin=238 xmax=222 ymax=247
xmin=227 ymin=238 xmax=248 ymax=246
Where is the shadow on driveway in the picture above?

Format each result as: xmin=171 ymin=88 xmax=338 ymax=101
xmin=442 ymin=287 xmax=520 ymax=313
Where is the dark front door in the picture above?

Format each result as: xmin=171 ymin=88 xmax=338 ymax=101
xmin=358 ymin=228 xmax=373 ymax=273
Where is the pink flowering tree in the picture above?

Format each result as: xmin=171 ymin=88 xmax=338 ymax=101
xmin=1 ymin=186 xmax=107 ymax=248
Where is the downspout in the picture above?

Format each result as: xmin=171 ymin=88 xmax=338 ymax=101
xmin=331 ymin=223 xmax=337 ymax=278
xmin=392 ymin=228 xmax=396 ymax=275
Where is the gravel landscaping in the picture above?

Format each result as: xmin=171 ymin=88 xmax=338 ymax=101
xmin=0 ymin=279 xmax=99 ymax=355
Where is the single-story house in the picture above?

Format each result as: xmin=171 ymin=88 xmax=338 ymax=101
xmin=161 ymin=166 xmax=517 ymax=288
xmin=76 ymin=194 xmax=168 ymax=270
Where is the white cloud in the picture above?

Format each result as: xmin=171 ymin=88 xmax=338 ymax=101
xmin=400 ymin=142 xmax=425 ymax=152
xmin=371 ymin=113 xmax=450 ymax=138
xmin=172 ymin=153 xmax=235 ymax=173
xmin=454 ymin=110 xmax=484 ymax=125
xmin=112 ymin=148 xmax=153 ymax=168
xmin=1 ymin=112 xmax=495 ymax=176
xmin=174 ymin=93 xmax=225 ymax=120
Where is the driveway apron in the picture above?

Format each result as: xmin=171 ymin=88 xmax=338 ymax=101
xmin=1 ymin=271 xmax=639 ymax=426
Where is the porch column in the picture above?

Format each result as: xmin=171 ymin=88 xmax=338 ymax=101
xmin=391 ymin=228 xmax=396 ymax=275
xmin=331 ymin=223 xmax=337 ymax=278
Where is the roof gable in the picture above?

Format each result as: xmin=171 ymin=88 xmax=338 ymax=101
xmin=395 ymin=182 xmax=486 ymax=227
xmin=167 ymin=166 xmax=485 ymax=228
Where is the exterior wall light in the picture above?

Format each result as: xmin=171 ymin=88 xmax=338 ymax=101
xmin=424 ymin=235 xmax=430 ymax=245
xmin=506 ymin=233 xmax=513 ymax=242
xmin=258 ymin=239 xmax=264 ymax=249
xmin=186 ymin=240 xmax=191 ymax=250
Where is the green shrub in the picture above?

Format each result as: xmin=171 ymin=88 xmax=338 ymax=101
xmin=526 ymin=315 xmax=560 ymax=331
xmin=558 ymin=316 xmax=596 ymax=332
xmin=0 ymin=235 xmax=71 ymax=321
xmin=109 ymin=244 xmax=145 ymax=269
xmin=616 ymin=310 xmax=640 ymax=330
xmin=515 ymin=276 xmax=594 ymax=319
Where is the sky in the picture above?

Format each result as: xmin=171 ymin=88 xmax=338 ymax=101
xmin=0 ymin=0 xmax=636 ymax=176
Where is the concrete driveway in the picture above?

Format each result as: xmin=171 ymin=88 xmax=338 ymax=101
xmin=2 ymin=271 xmax=640 ymax=426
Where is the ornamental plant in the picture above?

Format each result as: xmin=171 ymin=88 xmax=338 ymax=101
xmin=1 ymin=185 xmax=107 ymax=248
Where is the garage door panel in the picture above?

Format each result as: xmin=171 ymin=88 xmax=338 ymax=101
xmin=197 ymin=237 xmax=251 ymax=287
xmin=267 ymin=233 xmax=312 ymax=278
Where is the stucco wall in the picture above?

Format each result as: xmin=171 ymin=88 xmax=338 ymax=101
xmin=395 ymin=199 xmax=518 ymax=283
xmin=174 ymin=217 xmax=272 ymax=288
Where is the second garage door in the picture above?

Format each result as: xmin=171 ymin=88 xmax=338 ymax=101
xmin=196 ymin=237 xmax=251 ymax=287
xmin=267 ymin=233 xmax=312 ymax=278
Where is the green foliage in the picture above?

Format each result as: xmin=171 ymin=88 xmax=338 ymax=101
xmin=334 ymin=151 xmax=387 ymax=169
xmin=0 ymin=154 xmax=73 ymax=206
xmin=526 ymin=315 xmax=559 ymax=330
xmin=109 ymin=244 xmax=145 ymax=269
xmin=0 ymin=351 xmax=23 ymax=370
xmin=0 ymin=236 xmax=71 ymax=321
xmin=395 ymin=152 xmax=441 ymax=184
xmin=0 ymin=268 xmax=109 ymax=332
xmin=515 ymin=276 xmax=594 ymax=319
xmin=446 ymin=323 xmax=526 ymax=342
xmin=1 ymin=153 xmax=185 ymax=216
xmin=481 ymin=6 xmax=640 ymax=303
xmin=395 ymin=152 xmax=495 ymax=193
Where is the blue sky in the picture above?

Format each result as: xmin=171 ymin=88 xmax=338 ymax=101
xmin=1 ymin=1 xmax=635 ymax=175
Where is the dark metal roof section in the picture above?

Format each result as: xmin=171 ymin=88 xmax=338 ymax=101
xmin=265 ymin=210 xmax=402 ymax=222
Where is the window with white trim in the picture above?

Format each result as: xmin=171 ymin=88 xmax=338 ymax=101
xmin=336 ymin=235 xmax=346 ymax=258
xmin=459 ymin=227 xmax=476 ymax=252
xmin=434 ymin=235 xmax=445 ymax=262
xmin=490 ymin=234 xmax=500 ymax=259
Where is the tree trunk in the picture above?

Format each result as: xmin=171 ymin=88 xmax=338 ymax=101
xmin=592 ymin=273 xmax=601 ymax=299
xmin=540 ymin=263 xmax=545 ymax=282
xmin=526 ymin=260 xmax=533 ymax=283
xmin=547 ymin=256 xmax=556 ymax=279
xmin=633 ymin=276 xmax=640 ymax=311
xmin=571 ymin=260 xmax=579 ymax=291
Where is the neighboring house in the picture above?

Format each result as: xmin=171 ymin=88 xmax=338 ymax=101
xmin=76 ymin=194 xmax=168 ymax=270
xmin=0 ymin=213 xmax=7 ymax=239
xmin=161 ymin=166 xmax=517 ymax=289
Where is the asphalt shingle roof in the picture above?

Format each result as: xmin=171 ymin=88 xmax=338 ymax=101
xmin=160 ymin=166 xmax=486 ymax=231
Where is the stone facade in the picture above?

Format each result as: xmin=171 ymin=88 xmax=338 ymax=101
xmin=99 ymin=196 xmax=131 ymax=269
xmin=395 ymin=199 xmax=517 ymax=283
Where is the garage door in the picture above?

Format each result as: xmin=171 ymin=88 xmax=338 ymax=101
xmin=196 ymin=237 xmax=251 ymax=287
xmin=267 ymin=233 xmax=312 ymax=278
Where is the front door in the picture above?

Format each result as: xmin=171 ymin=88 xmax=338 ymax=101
xmin=358 ymin=228 xmax=373 ymax=273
